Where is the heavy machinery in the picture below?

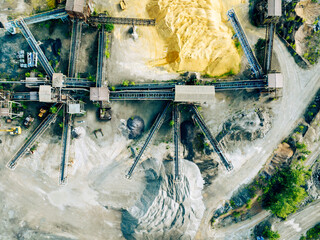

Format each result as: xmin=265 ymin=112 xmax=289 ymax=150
xmin=38 ymin=108 xmax=47 ymax=118
xmin=0 ymin=126 xmax=22 ymax=135
xmin=23 ymin=115 xmax=34 ymax=127
xmin=120 ymin=0 xmax=127 ymax=10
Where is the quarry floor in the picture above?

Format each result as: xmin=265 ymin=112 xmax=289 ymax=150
xmin=1 ymin=1 xmax=320 ymax=240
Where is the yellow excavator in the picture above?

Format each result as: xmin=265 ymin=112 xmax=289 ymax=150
xmin=0 ymin=126 xmax=22 ymax=135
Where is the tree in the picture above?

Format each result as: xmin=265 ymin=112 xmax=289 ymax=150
xmin=262 ymin=226 xmax=280 ymax=240
xmin=169 ymin=120 xmax=174 ymax=127
xmin=262 ymin=164 xmax=310 ymax=219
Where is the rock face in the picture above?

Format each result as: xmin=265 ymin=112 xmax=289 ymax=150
xmin=219 ymin=109 xmax=272 ymax=144
xmin=121 ymin=158 xmax=205 ymax=239
xmin=127 ymin=116 xmax=145 ymax=139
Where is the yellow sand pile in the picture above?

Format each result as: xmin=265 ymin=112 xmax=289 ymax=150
xmin=147 ymin=0 xmax=242 ymax=77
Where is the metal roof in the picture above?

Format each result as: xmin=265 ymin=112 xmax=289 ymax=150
xmin=39 ymin=85 xmax=52 ymax=102
xmin=174 ymin=85 xmax=215 ymax=103
xmin=0 ymin=108 xmax=10 ymax=116
xmin=68 ymin=103 xmax=82 ymax=114
xmin=90 ymin=87 xmax=110 ymax=102
xmin=268 ymin=73 xmax=283 ymax=88
xmin=268 ymin=0 xmax=282 ymax=17
xmin=66 ymin=0 xmax=86 ymax=13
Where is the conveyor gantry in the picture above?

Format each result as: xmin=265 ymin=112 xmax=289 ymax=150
xmin=7 ymin=104 xmax=63 ymax=170
xmin=16 ymin=18 xmax=55 ymax=79
xmin=173 ymin=104 xmax=181 ymax=182
xmin=89 ymin=16 xmax=156 ymax=26
xmin=264 ymin=22 xmax=275 ymax=73
xmin=191 ymin=105 xmax=233 ymax=171
xmin=126 ymin=103 xmax=170 ymax=179
xmin=227 ymin=9 xmax=263 ymax=78
xmin=5 ymin=8 xmax=68 ymax=34
xmin=213 ymin=79 xmax=267 ymax=90
xmin=68 ymin=18 xmax=82 ymax=78
xmin=110 ymin=90 xmax=175 ymax=100
xmin=59 ymin=110 xmax=72 ymax=185
xmin=110 ymin=79 xmax=268 ymax=92
xmin=96 ymin=25 xmax=105 ymax=88
xmin=65 ymin=78 xmax=95 ymax=88
xmin=11 ymin=92 xmax=39 ymax=101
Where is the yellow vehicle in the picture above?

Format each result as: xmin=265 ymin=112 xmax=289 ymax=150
xmin=120 ymin=0 xmax=127 ymax=10
xmin=38 ymin=108 xmax=47 ymax=118
xmin=0 ymin=126 xmax=22 ymax=135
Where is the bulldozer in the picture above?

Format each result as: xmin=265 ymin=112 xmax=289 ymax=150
xmin=0 ymin=126 xmax=22 ymax=135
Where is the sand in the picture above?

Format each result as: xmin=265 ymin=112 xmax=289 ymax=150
xmin=147 ymin=0 xmax=242 ymax=76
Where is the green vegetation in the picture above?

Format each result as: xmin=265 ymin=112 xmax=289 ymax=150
xmin=97 ymin=24 xmax=102 ymax=30
xmin=201 ymin=73 xmax=214 ymax=78
xmin=49 ymin=106 xmax=58 ymax=114
xmin=262 ymin=163 xmax=311 ymax=219
xmin=30 ymin=144 xmax=38 ymax=152
xmin=299 ymin=223 xmax=320 ymax=240
xmin=46 ymin=0 xmax=56 ymax=9
xmin=111 ymin=86 xmax=116 ymax=91
xmin=59 ymin=122 xmax=63 ymax=128
xmin=262 ymin=226 xmax=280 ymax=240
xmin=88 ymin=74 xmax=95 ymax=82
xmin=122 ymin=80 xmax=129 ymax=87
xmin=25 ymin=72 xmax=30 ymax=77
xmin=105 ymin=23 xmax=114 ymax=32
xmin=232 ymin=211 xmax=241 ymax=218
xmin=230 ymin=200 xmax=236 ymax=207
xmin=213 ymin=70 xmax=235 ymax=78
xmin=169 ymin=120 xmax=174 ymax=127
xmin=105 ymin=36 xmax=110 ymax=58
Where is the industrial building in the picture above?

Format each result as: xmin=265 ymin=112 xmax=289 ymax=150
xmin=65 ymin=0 xmax=93 ymax=20
xmin=268 ymin=0 xmax=282 ymax=17
xmin=174 ymin=85 xmax=215 ymax=103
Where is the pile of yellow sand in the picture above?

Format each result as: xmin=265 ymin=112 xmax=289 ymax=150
xmin=147 ymin=0 xmax=241 ymax=77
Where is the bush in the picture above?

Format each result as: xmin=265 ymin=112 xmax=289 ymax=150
xmin=122 ymin=80 xmax=129 ymax=87
xmin=169 ymin=120 xmax=174 ymax=127
xmin=25 ymin=72 xmax=30 ymax=77
xmin=50 ymin=106 xmax=57 ymax=114
xmin=105 ymin=23 xmax=114 ymax=32
xmin=232 ymin=211 xmax=241 ymax=218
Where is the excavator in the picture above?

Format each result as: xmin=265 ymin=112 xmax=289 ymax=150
xmin=0 ymin=126 xmax=22 ymax=135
